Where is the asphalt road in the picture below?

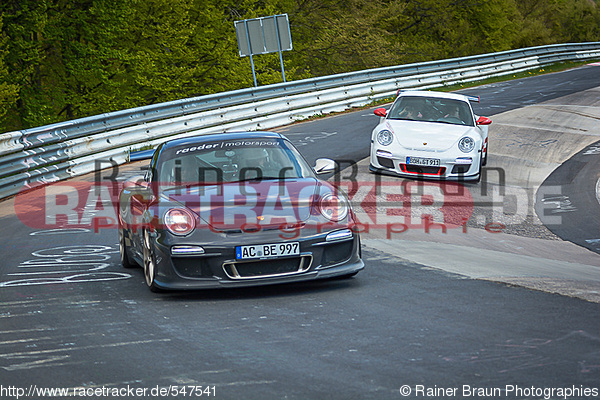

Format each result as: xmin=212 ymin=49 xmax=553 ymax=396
xmin=277 ymin=64 xmax=600 ymax=165
xmin=1 ymin=65 xmax=600 ymax=399
xmin=537 ymin=139 xmax=600 ymax=254
xmin=1 ymin=241 xmax=600 ymax=399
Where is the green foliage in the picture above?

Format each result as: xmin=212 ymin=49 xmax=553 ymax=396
xmin=0 ymin=0 xmax=599 ymax=133
xmin=0 ymin=15 xmax=19 ymax=124
xmin=555 ymin=0 xmax=600 ymax=42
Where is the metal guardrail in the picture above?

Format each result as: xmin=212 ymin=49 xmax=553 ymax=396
xmin=1 ymin=42 xmax=599 ymax=200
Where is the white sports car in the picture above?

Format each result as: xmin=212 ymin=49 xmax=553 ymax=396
xmin=369 ymin=90 xmax=492 ymax=182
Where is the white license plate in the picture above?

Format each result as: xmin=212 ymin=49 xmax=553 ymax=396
xmin=406 ymin=157 xmax=440 ymax=166
xmin=236 ymin=242 xmax=300 ymax=260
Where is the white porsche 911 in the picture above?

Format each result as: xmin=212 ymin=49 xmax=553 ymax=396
xmin=369 ymin=90 xmax=492 ymax=182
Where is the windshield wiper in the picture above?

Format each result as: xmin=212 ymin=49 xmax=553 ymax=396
xmin=236 ymin=176 xmax=296 ymax=182
xmin=388 ymin=117 xmax=417 ymax=121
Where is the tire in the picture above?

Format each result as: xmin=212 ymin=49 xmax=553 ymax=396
xmin=142 ymin=230 xmax=162 ymax=292
xmin=472 ymin=154 xmax=483 ymax=183
xmin=482 ymin=145 xmax=488 ymax=166
xmin=118 ymin=229 xmax=137 ymax=268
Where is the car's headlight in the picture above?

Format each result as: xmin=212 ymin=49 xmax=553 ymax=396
xmin=164 ymin=208 xmax=195 ymax=235
xmin=376 ymin=130 xmax=394 ymax=146
xmin=458 ymin=136 xmax=475 ymax=153
xmin=319 ymin=193 xmax=349 ymax=222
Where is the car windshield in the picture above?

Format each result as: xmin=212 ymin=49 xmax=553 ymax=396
xmin=156 ymin=138 xmax=315 ymax=189
xmin=387 ymin=96 xmax=474 ymax=126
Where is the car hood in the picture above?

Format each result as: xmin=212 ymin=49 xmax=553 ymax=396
xmin=386 ymin=120 xmax=477 ymax=152
xmin=159 ymin=178 xmax=322 ymax=231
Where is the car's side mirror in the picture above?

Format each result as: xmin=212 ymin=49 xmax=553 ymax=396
xmin=313 ymin=158 xmax=337 ymax=174
xmin=126 ymin=175 xmax=156 ymax=201
xmin=374 ymin=108 xmax=387 ymax=117
xmin=476 ymin=116 xmax=492 ymax=125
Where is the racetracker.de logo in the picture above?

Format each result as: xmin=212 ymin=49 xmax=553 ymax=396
xmin=13 ymin=179 xmax=476 ymax=235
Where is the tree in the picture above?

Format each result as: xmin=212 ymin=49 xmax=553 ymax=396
xmin=555 ymin=0 xmax=600 ymax=42
xmin=282 ymin=0 xmax=409 ymax=76
xmin=0 ymin=0 xmax=598 ymax=133
xmin=0 ymin=14 xmax=19 ymax=126
xmin=1 ymin=0 xmax=52 ymax=130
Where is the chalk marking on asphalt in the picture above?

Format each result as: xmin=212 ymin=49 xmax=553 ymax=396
xmin=0 ymin=339 xmax=172 ymax=358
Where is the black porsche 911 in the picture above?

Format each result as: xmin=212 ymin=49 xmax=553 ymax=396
xmin=118 ymin=131 xmax=364 ymax=291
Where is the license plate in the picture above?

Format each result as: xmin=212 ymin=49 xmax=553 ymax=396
xmin=406 ymin=156 xmax=440 ymax=166
xmin=236 ymin=242 xmax=300 ymax=260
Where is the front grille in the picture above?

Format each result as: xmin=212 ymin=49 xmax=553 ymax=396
xmin=321 ymin=241 xmax=353 ymax=267
xmin=223 ymin=255 xmax=312 ymax=279
xmin=172 ymin=258 xmax=214 ymax=278
xmin=377 ymin=156 xmax=395 ymax=169
xmin=451 ymin=164 xmax=471 ymax=174
xmin=400 ymin=164 xmax=446 ymax=176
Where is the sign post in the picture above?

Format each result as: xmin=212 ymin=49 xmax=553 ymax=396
xmin=235 ymin=14 xmax=293 ymax=87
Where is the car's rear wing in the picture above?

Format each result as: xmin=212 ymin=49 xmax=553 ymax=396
xmin=396 ymin=89 xmax=481 ymax=103
xmin=129 ymin=148 xmax=155 ymax=162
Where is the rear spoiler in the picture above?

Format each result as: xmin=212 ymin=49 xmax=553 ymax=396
xmin=129 ymin=148 xmax=155 ymax=162
xmin=396 ymin=89 xmax=481 ymax=103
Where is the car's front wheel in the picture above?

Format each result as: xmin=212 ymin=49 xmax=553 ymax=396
xmin=482 ymin=143 xmax=488 ymax=166
xmin=472 ymin=154 xmax=483 ymax=183
xmin=118 ymin=229 xmax=137 ymax=268
xmin=143 ymin=230 xmax=161 ymax=292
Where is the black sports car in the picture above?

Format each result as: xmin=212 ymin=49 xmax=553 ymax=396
xmin=118 ymin=131 xmax=364 ymax=291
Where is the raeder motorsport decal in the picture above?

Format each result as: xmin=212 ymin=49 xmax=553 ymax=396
xmin=174 ymin=140 xmax=281 ymax=156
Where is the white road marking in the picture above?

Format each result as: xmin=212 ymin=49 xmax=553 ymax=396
xmin=1 ymin=339 xmax=172 ymax=358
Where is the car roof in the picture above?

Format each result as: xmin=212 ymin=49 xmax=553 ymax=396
xmin=397 ymin=90 xmax=472 ymax=102
xmin=160 ymin=131 xmax=285 ymax=150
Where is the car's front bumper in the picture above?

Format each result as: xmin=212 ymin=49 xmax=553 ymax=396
xmin=149 ymin=228 xmax=364 ymax=290
xmin=370 ymin=147 xmax=481 ymax=181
